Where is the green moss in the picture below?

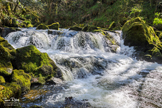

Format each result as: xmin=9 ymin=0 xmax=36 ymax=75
xmin=82 ymin=24 xmax=98 ymax=32
xmin=0 ymin=82 xmax=21 ymax=105
xmin=48 ymin=22 xmax=60 ymax=30
xmin=0 ymin=37 xmax=15 ymax=75
xmin=36 ymin=23 xmax=49 ymax=30
xmin=14 ymin=45 xmax=59 ymax=79
xmin=122 ymin=17 xmax=158 ymax=46
xmin=27 ymin=23 xmax=33 ymax=28
xmin=122 ymin=17 xmax=162 ymax=57
xmin=70 ymin=26 xmax=82 ymax=31
xmin=0 ymin=76 xmax=5 ymax=84
xmin=38 ymin=74 xmax=45 ymax=84
xmin=12 ymin=69 xmax=31 ymax=93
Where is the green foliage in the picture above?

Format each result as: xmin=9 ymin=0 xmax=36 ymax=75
xmin=153 ymin=17 xmax=162 ymax=25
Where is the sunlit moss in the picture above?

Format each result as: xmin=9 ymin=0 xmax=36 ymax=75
xmin=14 ymin=45 xmax=59 ymax=82
xmin=0 ymin=76 xmax=5 ymax=84
xmin=24 ymin=89 xmax=48 ymax=101
xmin=36 ymin=23 xmax=49 ymax=29
xmin=12 ymin=70 xmax=31 ymax=92
xmin=48 ymin=22 xmax=60 ymax=30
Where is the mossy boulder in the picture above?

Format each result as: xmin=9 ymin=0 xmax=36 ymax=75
xmin=0 ymin=76 xmax=5 ymax=84
xmin=36 ymin=23 xmax=49 ymax=30
xmin=48 ymin=22 xmax=60 ymax=30
xmin=122 ymin=17 xmax=162 ymax=62
xmin=122 ymin=17 xmax=159 ymax=47
xmin=13 ymin=45 xmax=62 ymax=84
xmin=0 ymin=82 xmax=21 ymax=106
xmin=0 ymin=37 xmax=16 ymax=76
xmin=12 ymin=69 xmax=31 ymax=93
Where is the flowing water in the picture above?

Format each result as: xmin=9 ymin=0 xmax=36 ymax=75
xmin=5 ymin=28 xmax=162 ymax=108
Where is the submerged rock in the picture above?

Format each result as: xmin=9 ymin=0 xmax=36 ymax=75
xmin=63 ymin=97 xmax=92 ymax=108
xmin=29 ymin=105 xmax=44 ymax=108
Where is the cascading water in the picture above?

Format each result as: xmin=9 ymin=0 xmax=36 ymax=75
xmin=6 ymin=28 xmax=162 ymax=108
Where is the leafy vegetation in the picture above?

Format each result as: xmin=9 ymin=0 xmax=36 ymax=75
xmin=0 ymin=0 xmax=161 ymax=30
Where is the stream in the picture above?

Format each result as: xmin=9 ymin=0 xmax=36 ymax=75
xmin=5 ymin=28 xmax=162 ymax=108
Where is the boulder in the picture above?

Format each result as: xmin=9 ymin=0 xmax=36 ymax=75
xmin=46 ymin=77 xmax=63 ymax=85
xmin=122 ymin=17 xmax=159 ymax=47
xmin=0 ymin=69 xmax=31 ymax=106
xmin=13 ymin=45 xmax=62 ymax=83
xmin=0 ymin=83 xmax=21 ymax=106
xmin=0 ymin=37 xmax=16 ymax=78
xmin=0 ymin=27 xmax=21 ymax=37
xmin=11 ymin=69 xmax=31 ymax=93
xmin=0 ymin=76 xmax=5 ymax=84
xmin=36 ymin=23 xmax=49 ymax=30
xmin=48 ymin=22 xmax=60 ymax=30
xmin=122 ymin=17 xmax=162 ymax=62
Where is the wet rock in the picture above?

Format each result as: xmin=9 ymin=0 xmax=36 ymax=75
xmin=63 ymin=97 xmax=92 ymax=108
xmin=0 ymin=27 xmax=21 ymax=37
xmin=46 ymin=77 xmax=63 ymax=85
xmin=30 ymin=77 xmax=42 ymax=85
xmin=29 ymin=105 xmax=44 ymax=108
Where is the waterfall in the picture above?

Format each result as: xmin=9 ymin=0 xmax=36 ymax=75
xmin=5 ymin=29 xmax=162 ymax=108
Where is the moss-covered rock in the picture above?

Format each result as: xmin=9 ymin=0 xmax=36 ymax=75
xmin=13 ymin=45 xmax=62 ymax=84
xmin=0 ymin=37 xmax=16 ymax=76
xmin=82 ymin=25 xmax=98 ymax=32
xmin=0 ymin=69 xmax=31 ymax=106
xmin=36 ymin=23 xmax=49 ymax=30
xmin=12 ymin=69 xmax=31 ymax=93
xmin=0 ymin=82 xmax=21 ymax=106
xmin=122 ymin=17 xmax=160 ymax=47
xmin=122 ymin=17 xmax=162 ymax=61
xmin=70 ymin=25 xmax=83 ymax=31
xmin=0 ymin=76 xmax=5 ymax=84
xmin=48 ymin=22 xmax=60 ymax=30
